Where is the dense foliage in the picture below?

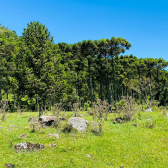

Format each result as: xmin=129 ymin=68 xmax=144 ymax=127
xmin=0 ymin=22 xmax=168 ymax=115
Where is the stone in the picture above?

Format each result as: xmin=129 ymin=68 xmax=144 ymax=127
xmin=9 ymin=125 xmax=15 ymax=127
xmin=86 ymin=154 xmax=92 ymax=157
xmin=20 ymin=134 xmax=29 ymax=138
xmin=49 ymin=144 xmax=57 ymax=148
xmin=39 ymin=116 xmax=58 ymax=126
xmin=48 ymin=133 xmax=59 ymax=138
xmin=144 ymin=108 xmax=153 ymax=112
xmin=68 ymin=117 xmax=89 ymax=132
xmin=14 ymin=142 xmax=44 ymax=151
xmin=4 ymin=163 xmax=15 ymax=168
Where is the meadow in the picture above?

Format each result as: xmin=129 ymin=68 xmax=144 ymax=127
xmin=0 ymin=109 xmax=168 ymax=168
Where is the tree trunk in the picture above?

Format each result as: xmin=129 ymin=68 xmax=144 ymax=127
xmin=17 ymin=94 xmax=21 ymax=114
xmin=89 ymin=64 xmax=94 ymax=106
xmin=112 ymin=56 xmax=117 ymax=107
xmin=105 ymin=55 xmax=112 ymax=106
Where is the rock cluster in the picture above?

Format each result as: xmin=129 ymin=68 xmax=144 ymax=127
xmin=14 ymin=142 xmax=44 ymax=151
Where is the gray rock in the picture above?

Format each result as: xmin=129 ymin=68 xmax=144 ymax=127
xmin=9 ymin=125 xmax=15 ymax=127
xmin=48 ymin=133 xmax=59 ymax=138
xmin=86 ymin=154 xmax=92 ymax=157
xmin=49 ymin=144 xmax=57 ymax=148
xmin=144 ymin=108 xmax=153 ymax=112
xmin=68 ymin=117 xmax=89 ymax=132
xmin=14 ymin=142 xmax=44 ymax=151
xmin=4 ymin=163 xmax=15 ymax=168
xmin=39 ymin=116 xmax=58 ymax=126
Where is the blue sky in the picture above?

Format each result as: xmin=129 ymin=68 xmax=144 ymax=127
xmin=0 ymin=0 xmax=168 ymax=61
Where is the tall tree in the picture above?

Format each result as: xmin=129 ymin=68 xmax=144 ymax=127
xmin=108 ymin=37 xmax=131 ymax=106
xmin=81 ymin=40 xmax=97 ymax=105
xmin=22 ymin=21 xmax=54 ymax=116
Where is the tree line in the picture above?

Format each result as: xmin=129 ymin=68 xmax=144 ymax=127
xmin=0 ymin=21 xmax=168 ymax=116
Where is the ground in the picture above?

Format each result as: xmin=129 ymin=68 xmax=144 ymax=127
xmin=0 ymin=109 xmax=168 ymax=168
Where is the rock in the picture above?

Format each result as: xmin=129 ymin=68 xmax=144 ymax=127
xmin=4 ymin=163 xmax=15 ymax=168
xmin=20 ymin=134 xmax=29 ymax=138
xmin=9 ymin=125 xmax=15 ymax=127
xmin=68 ymin=117 xmax=89 ymax=132
xmin=86 ymin=154 xmax=92 ymax=157
xmin=48 ymin=133 xmax=59 ymax=138
xmin=14 ymin=142 xmax=44 ymax=151
xmin=39 ymin=116 xmax=58 ymax=126
xmin=49 ymin=144 xmax=57 ymax=148
xmin=144 ymin=108 xmax=153 ymax=112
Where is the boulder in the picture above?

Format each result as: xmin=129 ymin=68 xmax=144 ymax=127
xmin=68 ymin=117 xmax=89 ymax=132
xmin=14 ymin=142 xmax=44 ymax=151
xmin=39 ymin=116 xmax=58 ymax=126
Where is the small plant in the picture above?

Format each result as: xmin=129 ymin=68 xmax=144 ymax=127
xmin=116 ymin=96 xmax=140 ymax=122
xmin=144 ymin=119 xmax=156 ymax=129
xmin=71 ymin=102 xmax=81 ymax=117
xmin=90 ymin=121 xmax=102 ymax=135
xmin=92 ymin=99 xmax=111 ymax=121
xmin=54 ymin=103 xmax=62 ymax=117
xmin=62 ymin=124 xmax=73 ymax=133
xmin=84 ymin=102 xmax=90 ymax=111
xmin=0 ymin=100 xmax=8 ymax=121
xmin=52 ymin=118 xmax=60 ymax=128
xmin=150 ymin=100 xmax=159 ymax=107
xmin=29 ymin=120 xmax=42 ymax=132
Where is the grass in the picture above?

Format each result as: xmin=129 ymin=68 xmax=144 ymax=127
xmin=0 ymin=109 xmax=168 ymax=167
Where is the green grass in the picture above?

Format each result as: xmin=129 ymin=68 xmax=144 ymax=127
xmin=0 ymin=110 xmax=168 ymax=168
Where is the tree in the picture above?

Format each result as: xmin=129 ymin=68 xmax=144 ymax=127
xmin=22 ymin=21 xmax=54 ymax=116
xmin=107 ymin=37 xmax=131 ymax=107
xmin=81 ymin=40 xmax=97 ymax=106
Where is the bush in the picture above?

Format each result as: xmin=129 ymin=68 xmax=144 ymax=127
xmin=116 ymin=96 xmax=140 ymax=122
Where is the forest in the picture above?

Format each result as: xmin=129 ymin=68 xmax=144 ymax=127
xmin=0 ymin=21 xmax=168 ymax=115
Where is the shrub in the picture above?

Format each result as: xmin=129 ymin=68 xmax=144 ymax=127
xmin=116 ymin=96 xmax=140 ymax=122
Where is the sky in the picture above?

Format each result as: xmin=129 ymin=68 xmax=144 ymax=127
xmin=0 ymin=0 xmax=168 ymax=61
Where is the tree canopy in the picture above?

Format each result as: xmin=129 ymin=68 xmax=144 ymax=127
xmin=0 ymin=21 xmax=168 ymax=115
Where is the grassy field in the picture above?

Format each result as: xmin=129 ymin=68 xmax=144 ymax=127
xmin=0 ymin=109 xmax=168 ymax=168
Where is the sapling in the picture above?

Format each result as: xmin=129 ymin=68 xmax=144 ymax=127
xmin=54 ymin=103 xmax=61 ymax=117
xmin=0 ymin=100 xmax=8 ymax=121
xmin=71 ymin=102 xmax=81 ymax=117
